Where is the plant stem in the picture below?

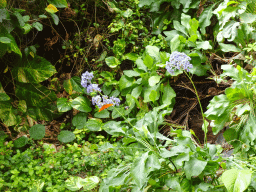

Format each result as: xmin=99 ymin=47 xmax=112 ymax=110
xmin=184 ymin=71 xmax=207 ymax=145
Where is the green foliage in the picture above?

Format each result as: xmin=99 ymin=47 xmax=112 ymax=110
xmin=205 ymin=64 xmax=256 ymax=153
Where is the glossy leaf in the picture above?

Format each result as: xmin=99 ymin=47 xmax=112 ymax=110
xmin=57 ymin=98 xmax=72 ymax=112
xmin=58 ymin=130 xmax=75 ymax=143
xmin=130 ymin=152 xmax=149 ymax=188
xmin=222 ymin=169 xmax=252 ymax=192
xmin=28 ymin=104 xmax=59 ymax=121
xmin=161 ymin=82 xmax=176 ymax=105
xmin=32 ymin=22 xmax=43 ymax=31
xmin=50 ymin=13 xmax=59 ymax=25
xmin=94 ymin=110 xmax=110 ymax=119
xmin=103 ymin=121 xmax=126 ymax=135
xmin=63 ymin=76 xmax=83 ymax=95
xmin=119 ymin=75 xmax=134 ymax=90
xmin=29 ymin=124 xmax=45 ymax=140
xmin=105 ymin=56 xmax=120 ymax=68
xmin=145 ymin=45 xmax=160 ymax=61
xmin=16 ymin=83 xmax=57 ymax=107
xmin=12 ymin=55 xmax=56 ymax=83
xmin=85 ymin=119 xmax=102 ymax=131
xmin=199 ymin=3 xmax=216 ymax=35
xmin=184 ymin=157 xmax=207 ymax=179
xmin=123 ymin=70 xmax=141 ymax=77
xmin=148 ymin=75 xmax=161 ymax=87
xmin=219 ymin=43 xmax=241 ymax=52
xmin=0 ymin=101 xmax=18 ymax=126
xmin=71 ymin=96 xmax=92 ymax=112
xmin=0 ymin=82 xmax=10 ymax=101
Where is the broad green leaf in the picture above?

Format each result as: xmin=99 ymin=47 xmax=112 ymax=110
xmin=166 ymin=176 xmax=182 ymax=191
xmin=103 ymin=121 xmax=126 ymax=135
xmin=47 ymin=0 xmax=68 ymax=8
xmin=173 ymin=20 xmax=188 ymax=36
xmin=144 ymin=84 xmax=160 ymax=102
xmin=199 ymin=3 xmax=215 ymax=35
xmin=71 ymin=96 xmax=92 ymax=112
xmin=222 ymin=169 xmax=252 ymax=192
xmin=131 ymin=152 xmax=149 ymax=188
xmin=122 ymin=8 xmax=133 ymax=18
xmin=32 ymin=22 xmax=43 ymax=31
xmin=143 ymin=54 xmax=154 ymax=69
xmin=219 ymin=43 xmax=241 ymax=52
xmin=50 ymin=13 xmax=59 ymax=25
xmin=148 ymin=75 xmax=161 ymax=86
xmin=18 ymin=100 xmax=27 ymax=113
xmin=119 ymin=75 xmax=134 ymax=90
xmin=29 ymin=124 xmax=45 ymax=140
xmin=72 ymin=112 xmax=87 ymax=129
xmin=63 ymin=76 xmax=83 ymax=94
xmin=240 ymin=114 xmax=256 ymax=145
xmin=0 ymin=37 xmax=11 ymax=44
xmin=112 ymin=107 xmax=125 ymax=119
xmin=145 ymin=152 xmax=161 ymax=172
xmin=12 ymin=55 xmax=56 ymax=83
xmin=85 ymin=119 xmax=102 ymax=131
xmin=171 ymin=35 xmax=181 ymax=52
xmin=124 ymin=53 xmax=139 ymax=61
xmin=131 ymin=85 xmax=142 ymax=99
xmin=28 ymin=104 xmax=59 ymax=121
xmin=14 ymin=136 xmax=28 ymax=148
xmin=94 ymin=110 xmax=110 ymax=119
xmin=81 ymin=176 xmax=100 ymax=191
xmin=16 ymin=84 xmax=57 ymax=107
xmin=58 ymin=130 xmax=75 ymax=143
xmin=161 ymin=82 xmax=176 ymax=105
xmin=13 ymin=11 xmax=25 ymax=27
xmin=0 ymin=9 xmax=9 ymax=22
xmin=22 ymin=24 xmax=32 ymax=34
xmin=0 ymin=26 xmax=21 ymax=57
xmin=138 ymin=0 xmax=154 ymax=7
xmin=149 ymin=90 xmax=157 ymax=102
xmin=240 ymin=13 xmax=256 ymax=24
xmin=189 ymin=18 xmax=199 ymax=37
xmin=57 ymin=98 xmax=72 ymax=112
xmin=0 ymin=101 xmax=18 ymax=126
xmin=189 ymin=53 xmax=210 ymax=76
xmin=181 ymin=13 xmax=191 ymax=30
xmin=204 ymin=94 xmax=231 ymax=134
xmin=145 ymin=45 xmax=160 ymax=60
xmin=0 ymin=82 xmax=10 ymax=101
xmin=196 ymin=41 xmax=212 ymax=50
xmin=105 ymin=56 xmax=120 ymax=68
xmin=65 ymin=176 xmax=84 ymax=191
xmin=136 ymin=58 xmax=147 ymax=72
xmin=184 ymin=157 xmax=207 ymax=179
xmin=123 ymin=70 xmax=141 ymax=77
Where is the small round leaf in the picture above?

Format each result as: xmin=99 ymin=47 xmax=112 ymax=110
xmin=14 ymin=136 xmax=28 ymax=148
xmin=29 ymin=124 xmax=45 ymax=140
xmin=58 ymin=131 xmax=75 ymax=143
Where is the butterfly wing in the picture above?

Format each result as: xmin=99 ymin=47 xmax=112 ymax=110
xmin=99 ymin=104 xmax=113 ymax=112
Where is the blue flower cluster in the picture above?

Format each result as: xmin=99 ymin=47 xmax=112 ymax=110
xmin=81 ymin=71 xmax=94 ymax=88
xmin=81 ymin=71 xmax=121 ymax=109
xmin=165 ymin=51 xmax=193 ymax=74
xmin=92 ymin=95 xmax=120 ymax=108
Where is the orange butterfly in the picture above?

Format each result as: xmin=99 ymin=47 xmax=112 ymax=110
xmin=99 ymin=104 xmax=113 ymax=112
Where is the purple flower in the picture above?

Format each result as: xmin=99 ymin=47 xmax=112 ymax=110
xmin=92 ymin=95 xmax=103 ymax=108
xmin=165 ymin=52 xmax=193 ymax=75
xmin=81 ymin=71 xmax=94 ymax=88
xmin=87 ymin=84 xmax=101 ymax=94
xmin=91 ymin=95 xmax=120 ymax=109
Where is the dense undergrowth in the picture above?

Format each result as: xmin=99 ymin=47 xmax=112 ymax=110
xmin=1 ymin=0 xmax=256 ymax=191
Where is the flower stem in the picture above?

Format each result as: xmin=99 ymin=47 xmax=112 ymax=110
xmin=184 ymin=71 xmax=207 ymax=145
